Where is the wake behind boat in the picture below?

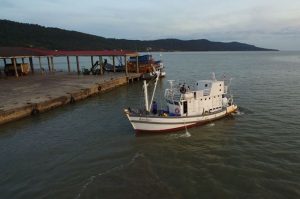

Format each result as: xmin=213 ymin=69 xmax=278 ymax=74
xmin=124 ymin=72 xmax=238 ymax=133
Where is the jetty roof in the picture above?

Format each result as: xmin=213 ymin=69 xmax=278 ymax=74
xmin=0 ymin=47 xmax=138 ymax=58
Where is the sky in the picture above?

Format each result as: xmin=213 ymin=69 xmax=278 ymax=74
xmin=1 ymin=0 xmax=300 ymax=50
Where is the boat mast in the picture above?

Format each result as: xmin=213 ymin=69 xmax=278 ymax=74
xmin=143 ymin=80 xmax=149 ymax=112
xmin=148 ymin=71 xmax=160 ymax=111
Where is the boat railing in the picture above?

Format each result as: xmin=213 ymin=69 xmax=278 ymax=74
xmin=165 ymin=89 xmax=182 ymax=102
xmin=224 ymin=85 xmax=228 ymax=94
xmin=203 ymin=89 xmax=211 ymax=96
xmin=164 ymin=89 xmax=173 ymax=99
xmin=176 ymin=80 xmax=197 ymax=90
xmin=173 ymin=93 xmax=182 ymax=101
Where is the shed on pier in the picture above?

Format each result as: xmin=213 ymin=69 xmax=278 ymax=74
xmin=0 ymin=47 xmax=139 ymax=77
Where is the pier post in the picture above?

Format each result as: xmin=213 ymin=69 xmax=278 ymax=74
xmin=113 ymin=56 xmax=115 ymax=72
xmin=136 ymin=56 xmax=139 ymax=73
xmin=76 ymin=56 xmax=80 ymax=75
xmin=3 ymin=58 xmax=7 ymax=66
xmin=12 ymin=58 xmax=18 ymax=78
xmin=91 ymin=56 xmax=94 ymax=66
xmin=99 ymin=56 xmax=103 ymax=75
xmin=47 ymin=57 xmax=51 ymax=71
xmin=50 ymin=56 xmax=54 ymax=72
xmin=67 ymin=56 xmax=71 ymax=73
xmin=38 ymin=57 xmax=42 ymax=71
xmin=22 ymin=58 xmax=25 ymax=64
xmin=29 ymin=57 xmax=34 ymax=74
xmin=125 ymin=55 xmax=128 ymax=76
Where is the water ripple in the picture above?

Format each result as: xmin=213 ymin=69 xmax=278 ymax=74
xmin=75 ymin=152 xmax=145 ymax=199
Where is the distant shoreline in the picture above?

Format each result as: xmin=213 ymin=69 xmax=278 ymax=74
xmin=0 ymin=19 xmax=278 ymax=52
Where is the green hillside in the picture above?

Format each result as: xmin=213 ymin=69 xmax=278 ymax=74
xmin=0 ymin=19 xmax=277 ymax=51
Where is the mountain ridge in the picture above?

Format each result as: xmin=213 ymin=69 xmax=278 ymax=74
xmin=0 ymin=19 xmax=277 ymax=51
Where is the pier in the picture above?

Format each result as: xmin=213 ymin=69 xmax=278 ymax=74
xmin=0 ymin=72 xmax=141 ymax=125
xmin=0 ymin=47 xmax=142 ymax=125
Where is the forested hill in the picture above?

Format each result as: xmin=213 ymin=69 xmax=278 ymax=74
xmin=0 ymin=20 xmax=277 ymax=51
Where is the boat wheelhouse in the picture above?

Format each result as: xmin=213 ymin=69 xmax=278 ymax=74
xmin=165 ymin=78 xmax=231 ymax=116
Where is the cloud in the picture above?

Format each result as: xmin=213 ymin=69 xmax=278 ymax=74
xmin=0 ymin=0 xmax=300 ymax=50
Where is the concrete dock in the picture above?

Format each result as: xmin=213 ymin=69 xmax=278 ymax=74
xmin=0 ymin=72 xmax=141 ymax=125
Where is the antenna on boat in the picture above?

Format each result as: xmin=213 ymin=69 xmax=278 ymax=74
xmin=147 ymin=69 xmax=160 ymax=112
xmin=143 ymin=80 xmax=149 ymax=112
xmin=227 ymin=78 xmax=233 ymax=94
xmin=227 ymin=78 xmax=234 ymax=105
xmin=168 ymin=80 xmax=175 ymax=90
xmin=211 ymin=72 xmax=216 ymax=81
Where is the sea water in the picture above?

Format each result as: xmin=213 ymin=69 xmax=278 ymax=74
xmin=0 ymin=51 xmax=299 ymax=198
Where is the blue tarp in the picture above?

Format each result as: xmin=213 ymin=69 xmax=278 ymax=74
xmin=129 ymin=55 xmax=152 ymax=63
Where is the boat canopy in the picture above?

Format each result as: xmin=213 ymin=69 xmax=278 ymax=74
xmin=129 ymin=55 xmax=152 ymax=63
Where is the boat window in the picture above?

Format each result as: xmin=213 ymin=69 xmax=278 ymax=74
xmin=222 ymin=94 xmax=225 ymax=98
xmin=209 ymin=97 xmax=211 ymax=99
xmin=183 ymin=101 xmax=187 ymax=114
xmin=220 ymin=84 xmax=222 ymax=86
xmin=205 ymin=98 xmax=207 ymax=100
xmin=219 ymin=89 xmax=221 ymax=91
xmin=205 ymin=84 xmax=208 ymax=87
xmin=194 ymin=92 xmax=196 ymax=98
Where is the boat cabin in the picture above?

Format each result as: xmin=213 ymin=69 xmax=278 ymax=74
xmin=164 ymin=79 xmax=228 ymax=116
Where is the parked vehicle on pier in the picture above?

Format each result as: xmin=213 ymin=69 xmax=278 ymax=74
xmin=4 ymin=63 xmax=30 ymax=76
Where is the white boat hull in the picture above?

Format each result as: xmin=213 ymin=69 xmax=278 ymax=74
xmin=125 ymin=105 xmax=237 ymax=132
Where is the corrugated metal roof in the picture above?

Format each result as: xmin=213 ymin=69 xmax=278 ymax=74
xmin=51 ymin=50 xmax=138 ymax=56
xmin=0 ymin=47 xmax=138 ymax=58
xmin=0 ymin=47 xmax=46 ymax=57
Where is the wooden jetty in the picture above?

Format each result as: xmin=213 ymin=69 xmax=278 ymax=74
xmin=0 ymin=47 xmax=142 ymax=125
xmin=0 ymin=47 xmax=140 ymax=77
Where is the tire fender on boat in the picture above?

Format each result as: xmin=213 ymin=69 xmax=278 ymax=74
xmin=180 ymin=86 xmax=186 ymax=94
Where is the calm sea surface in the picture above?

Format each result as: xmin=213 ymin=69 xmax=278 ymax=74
xmin=0 ymin=51 xmax=300 ymax=199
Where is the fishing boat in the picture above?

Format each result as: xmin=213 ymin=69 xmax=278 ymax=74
xmin=141 ymin=62 xmax=166 ymax=80
xmin=124 ymin=72 xmax=238 ymax=133
xmin=128 ymin=54 xmax=166 ymax=79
